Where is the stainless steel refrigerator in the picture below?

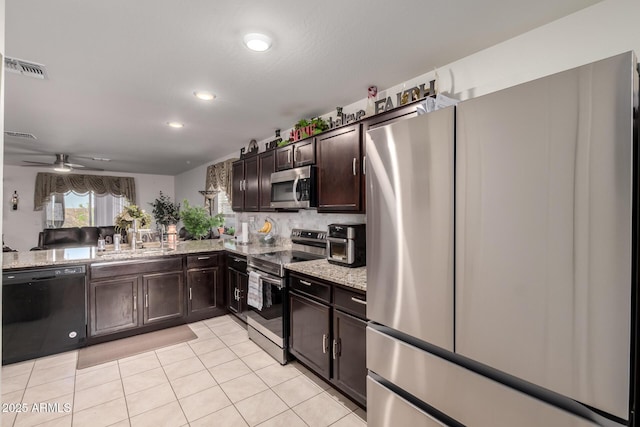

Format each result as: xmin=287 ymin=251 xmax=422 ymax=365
xmin=365 ymin=51 xmax=638 ymax=427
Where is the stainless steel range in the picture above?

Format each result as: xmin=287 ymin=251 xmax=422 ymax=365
xmin=246 ymin=229 xmax=326 ymax=364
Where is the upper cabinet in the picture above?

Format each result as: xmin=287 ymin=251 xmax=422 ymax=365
xmin=276 ymin=139 xmax=316 ymax=171
xmin=232 ymin=151 xmax=276 ymax=212
xmin=231 ymin=155 xmax=259 ymax=212
xmin=316 ymin=124 xmax=363 ymax=213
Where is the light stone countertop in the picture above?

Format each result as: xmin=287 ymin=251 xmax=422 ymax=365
xmin=2 ymin=240 xmax=289 ymax=270
xmin=285 ymin=259 xmax=366 ymax=292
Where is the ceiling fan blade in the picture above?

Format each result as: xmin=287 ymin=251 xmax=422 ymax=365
xmin=77 ymin=166 xmax=105 ymax=171
xmin=22 ymin=160 xmax=53 ymax=166
xmin=64 ymin=162 xmax=87 ymax=168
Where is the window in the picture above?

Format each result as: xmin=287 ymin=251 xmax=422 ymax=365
xmin=44 ymin=191 xmax=128 ymax=228
xmin=215 ymin=191 xmax=234 ymax=217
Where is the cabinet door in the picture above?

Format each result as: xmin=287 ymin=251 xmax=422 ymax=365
xmin=188 ymin=267 xmax=220 ymax=314
xmin=142 ymin=271 xmax=185 ymax=324
xmin=244 ymin=156 xmax=260 ymax=211
xmin=333 ymin=310 xmax=367 ymax=406
xmin=293 ymin=139 xmax=316 ymax=167
xmin=231 ymin=160 xmax=245 ymax=211
xmin=316 ymin=124 xmax=362 ymax=212
xmin=238 ymin=272 xmax=249 ymax=314
xmin=258 ymin=150 xmax=276 ymax=211
xmin=275 ymin=146 xmax=293 ymax=171
xmin=227 ymin=270 xmax=240 ymax=314
xmin=289 ymin=292 xmax=331 ymax=379
xmin=89 ymin=276 xmax=139 ymax=336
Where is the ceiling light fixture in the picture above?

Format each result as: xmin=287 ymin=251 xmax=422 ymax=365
xmin=194 ymin=91 xmax=215 ymax=101
xmin=243 ymin=33 xmax=272 ymax=52
xmin=54 ymin=165 xmax=71 ymax=172
xmin=167 ymin=122 xmax=184 ymax=128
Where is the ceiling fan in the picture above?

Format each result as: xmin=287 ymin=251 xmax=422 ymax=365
xmin=21 ymin=153 xmax=104 ymax=172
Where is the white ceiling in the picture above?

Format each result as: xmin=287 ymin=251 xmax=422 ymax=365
xmin=4 ymin=0 xmax=600 ymax=176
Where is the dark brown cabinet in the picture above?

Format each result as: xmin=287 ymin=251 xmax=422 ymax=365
xmin=227 ymin=254 xmax=248 ymax=321
xmin=143 ymin=271 xmax=184 ymax=324
xmin=258 ymin=150 xmax=276 ymax=211
xmin=232 ymin=155 xmax=259 ymax=212
xmin=332 ymin=310 xmax=367 ymax=405
xmin=316 ymin=124 xmax=363 ymax=212
xmin=89 ymin=275 xmax=139 ymax=336
xmin=186 ymin=254 xmax=224 ymax=320
xmin=88 ymin=257 xmax=184 ymax=338
xmin=288 ymin=273 xmax=367 ymax=407
xmin=289 ymin=293 xmax=332 ymax=379
xmin=275 ymin=139 xmax=315 ymax=171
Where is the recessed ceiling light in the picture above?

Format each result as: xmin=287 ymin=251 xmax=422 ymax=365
xmin=243 ymin=33 xmax=272 ymax=52
xmin=167 ymin=122 xmax=184 ymax=129
xmin=194 ymin=91 xmax=215 ymax=101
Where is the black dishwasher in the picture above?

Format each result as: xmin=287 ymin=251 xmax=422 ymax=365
xmin=2 ymin=265 xmax=87 ymax=364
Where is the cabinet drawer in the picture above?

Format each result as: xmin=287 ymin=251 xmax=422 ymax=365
xmin=334 ymin=287 xmax=366 ymax=319
xmin=290 ymin=274 xmax=331 ymax=303
xmin=186 ymin=254 xmax=219 ymax=269
xmin=91 ymin=257 xmax=183 ymax=280
xmin=227 ymin=254 xmax=247 ymax=273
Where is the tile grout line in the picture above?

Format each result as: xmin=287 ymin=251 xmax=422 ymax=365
xmin=116 ymin=358 xmax=132 ymax=426
xmin=156 ymin=347 xmax=191 ymax=426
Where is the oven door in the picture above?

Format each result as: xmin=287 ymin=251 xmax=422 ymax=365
xmin=327 ymin=237 xmax=354 ymax=264
xmin=246 ymin=267 xmax=286 ymax=347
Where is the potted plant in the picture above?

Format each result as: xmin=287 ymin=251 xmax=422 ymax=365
xmin=180 ymin=200 xmax=224 ymax=239
xmin=149 ymin=192 xmax=180 ymax=226
xmin=114 ymin=205 xmax=153 ymax=243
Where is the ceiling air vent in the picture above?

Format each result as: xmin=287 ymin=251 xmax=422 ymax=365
xmin=4 ymin=57 xmax=48 ymax=79
xmin=5 ymin=131 xmax=37 ymax=140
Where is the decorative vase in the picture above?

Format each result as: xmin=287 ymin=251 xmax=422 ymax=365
xmin=167 ymin=224 xmax=177 ymax=246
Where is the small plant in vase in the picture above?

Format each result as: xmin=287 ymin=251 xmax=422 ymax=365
xmin=149 ymin=191 xmax=180 ymax=231
xmin=181 ymin=200 xmax=224 ymax=239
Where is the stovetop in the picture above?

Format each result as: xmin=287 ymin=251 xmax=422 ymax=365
xmin=248 ymin=228 xmax=327 ymax=277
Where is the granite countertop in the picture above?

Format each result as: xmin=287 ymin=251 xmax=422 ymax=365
xmin=285 ymin=259 xmax=367 ymax=292
xmin=2 ymin=239 xmax=289 ymax=270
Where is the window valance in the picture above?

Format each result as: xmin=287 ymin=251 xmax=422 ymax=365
xmin=205 ymin=158 xmax=237 ymax=200
xmin=34 ymin=172 xmax=136 ymax=211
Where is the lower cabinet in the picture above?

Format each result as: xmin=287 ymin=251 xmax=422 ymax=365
xmin=89 ymin=275 xmax=139 ymax=336
xmin=289 ymin=273 xmax=367 ymax=407
xmin=89 ymin=257 xmax=184 ymax=338
xmin=227 ymin=254 xmax=248 ymax=320
xmin=289 ymin=293 xmax=331 ymax=379
xmin=143 ymin=271 xmax=185 ymax=324
xmin=186 ymin=254 xmax=225 ymax=320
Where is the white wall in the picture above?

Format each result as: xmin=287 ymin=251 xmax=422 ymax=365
xmin=2 ymin=165 xmax=174 ymax=251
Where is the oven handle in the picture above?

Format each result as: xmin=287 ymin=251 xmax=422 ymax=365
xmin=246 ymin=266 xmax=284 ymax=288
xmin=327 ymin=237 xmax=348 ymax=243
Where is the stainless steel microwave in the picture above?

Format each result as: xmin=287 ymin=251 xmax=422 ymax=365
xmin=270 ymin=165 xmax=317 ymax=209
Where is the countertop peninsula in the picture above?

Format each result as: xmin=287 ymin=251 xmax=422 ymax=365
xmin=285 ymin=259 xmax=367 ymax=292
xmin=2 ymin=240 xmax=289 ymax=270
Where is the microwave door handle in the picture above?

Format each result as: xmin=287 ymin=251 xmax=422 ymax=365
xmin=292 ymin=176 xmax=300 ymax=202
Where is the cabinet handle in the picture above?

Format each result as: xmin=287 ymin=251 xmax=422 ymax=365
xmin=363 ymin=155 xmax=366 ymax=175
xmin=299 ymin=280 xmax=312 ymax=286
xmin=197 ymin=256 xmax=210 ymax=260
xmin=332 ymin=339 xmax=339 ymax=360
xmin=350 ymin=297 xmax=367 ymax=305
xmin=235 ymin=288 xmax=240 ymax=301
xmin=133 ymin=294 xmax=137 ymax=312
xmin=287 ymin=150 xmax=291 ymax=164
xmin=322 ymin=334 xmax=328 ymax=354
xmin=352 ymin=158 xmax=357 ymax=176
xmin=189 ymin=287 xmax=192 ymax=300
xmin=145 ymin=294 xmax=149 ymax=308
xmin=232 ymin=257 xmax=245 ymax=263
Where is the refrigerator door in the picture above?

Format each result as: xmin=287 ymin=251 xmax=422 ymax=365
xmin=456 ymin=51 xmax=635 ymax=419
xmin=366 ymin=107 xmax=455 ymax=351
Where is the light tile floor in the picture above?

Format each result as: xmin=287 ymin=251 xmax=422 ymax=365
xmin=1 ymin=315 xmax=366 ymax=427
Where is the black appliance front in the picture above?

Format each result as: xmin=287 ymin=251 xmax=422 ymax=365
xmin=2 ymin=266 xmax=87 ymax=365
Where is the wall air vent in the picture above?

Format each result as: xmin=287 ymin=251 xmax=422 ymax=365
xmin=4 ymin=57 xmax=48 ymax=79
xmin=5 ymin=131 xmax=37 ymax=140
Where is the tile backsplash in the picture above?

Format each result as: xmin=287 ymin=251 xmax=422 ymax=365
xmin=234 ymin=210 xmax=365 ymax=240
